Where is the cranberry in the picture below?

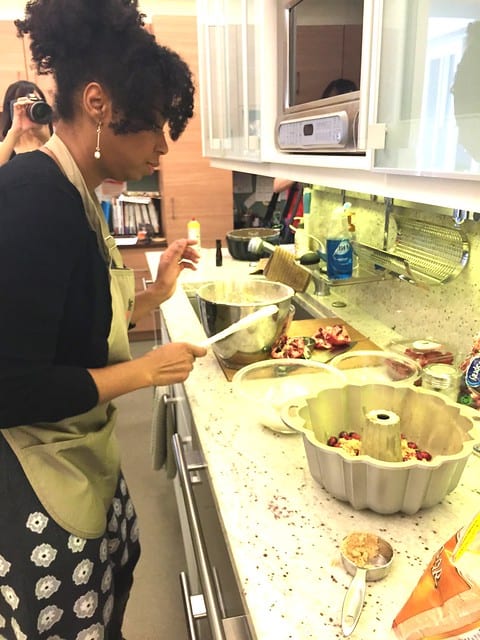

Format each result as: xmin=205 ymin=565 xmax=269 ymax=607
xmin=327 ymin=436 xmax=338 ymax=447
xmin=349 ymin=432 xmax=361 ymax=440
xmin=408 ymin=441 xmax=418 ymax=449
xmin=338 ymin=430 xmax=348 ymax=438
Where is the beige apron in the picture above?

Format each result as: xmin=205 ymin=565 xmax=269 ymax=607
xmin=3 ymin=135 xmax=135 ymax=539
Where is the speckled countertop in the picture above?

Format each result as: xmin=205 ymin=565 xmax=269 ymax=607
xmin=154 ymin=248 xmax=480 ymax=640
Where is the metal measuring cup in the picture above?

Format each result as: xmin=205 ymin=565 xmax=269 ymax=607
xmin=340 ymin=532 xmax=394 ymax=637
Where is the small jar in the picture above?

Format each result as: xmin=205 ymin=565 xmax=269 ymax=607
xmin=422 ymin=363 xmax=461 ymax=401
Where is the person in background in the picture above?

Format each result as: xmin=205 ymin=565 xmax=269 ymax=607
xmin=0 ymin=1 xmax=206 ymax=638
xmin=321 ymin=77 xmax=358 ymax=99
xmin=0 ymin=79 xmax=54 ymax=166
xmin=272 ymin=178 xmax=304 ymax=243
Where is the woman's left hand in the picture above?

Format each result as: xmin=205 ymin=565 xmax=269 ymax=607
xmin=153 ymin=238 xmax=200 ymax=301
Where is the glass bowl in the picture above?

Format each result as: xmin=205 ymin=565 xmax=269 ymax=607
xmin=328 ymin=350 xmax=422 ymax=386
xmin=232 ymin=358 xmax=347 ymax=434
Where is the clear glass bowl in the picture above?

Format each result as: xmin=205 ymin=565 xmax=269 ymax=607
xmin=232 ymin=358 xmax=347 ymax=434
xmin=328 ymin=350 xmax=422 ymax=386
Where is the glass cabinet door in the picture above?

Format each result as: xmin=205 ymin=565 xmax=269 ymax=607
xmin=197 ymin=0 xmax=261 ymax=161
xmin=373 ymin=0 xmax=480 ymax=178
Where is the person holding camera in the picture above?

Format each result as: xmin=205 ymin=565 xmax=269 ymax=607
xmin=0 ymin=1 xmax=207 ymax=638
xmin=0 ymin=79 xmax=54 ymax=166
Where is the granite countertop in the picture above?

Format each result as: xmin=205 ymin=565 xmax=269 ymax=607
xmin=155 ymin=247 xmax=480 ymax=640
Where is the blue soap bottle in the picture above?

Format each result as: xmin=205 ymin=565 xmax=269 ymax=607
xmin=326 ymin=203 xmax=353 ymax=279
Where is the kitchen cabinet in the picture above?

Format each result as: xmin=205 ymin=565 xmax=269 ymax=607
xmin=373 ymin=0 xmax=480 ymax=179
xmin=158 ymin=312 xmax=253 ymax=639
xmin=195 ymin=0 xmax=480 ymax=212
xmin=197 ymin=0 xmax=264 ymax=162
xmin=151 ymin=15 xmax=234 ymax=249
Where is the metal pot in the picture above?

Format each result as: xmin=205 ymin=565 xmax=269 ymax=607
xmin=226 ymin=228 xmax=281 ymax=261
xmin=196 ymin=278 xmax=294 ymax=369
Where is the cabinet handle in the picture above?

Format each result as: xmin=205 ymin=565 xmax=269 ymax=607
xmin=170 ymin=196 xmax=176 ymax=220
xmin=172 ymin=433 xmax=226 ymax=640
xmin=179 ymin=571 xmax=206 ymax=640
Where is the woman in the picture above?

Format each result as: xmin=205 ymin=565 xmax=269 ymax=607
xmin=0 ymin=79 xmax=53 ymax=166
xmin=0 ymin=1 xmax=206 ymax=638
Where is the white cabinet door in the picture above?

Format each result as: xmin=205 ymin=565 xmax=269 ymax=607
xmin=373 ymin=0 xmax=480 ymax=178
xmin=197 ymin=0 xmax=264 ymax=161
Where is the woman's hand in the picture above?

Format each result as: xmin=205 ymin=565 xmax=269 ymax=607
xmin=88 ymin=341 xmax=207 ymax=403
xmin=140 ymin=342 xmax=207 ymax=386
xmin=10 ymin=98 xmax=45 ymax=135
xmin=152 ymin=238 xmax=200 ymax=302
xmin=129 ymin=238 xmax=200 ymax=326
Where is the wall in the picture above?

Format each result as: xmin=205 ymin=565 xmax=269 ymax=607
xmin=307 ymin=186 xmax=480 ymax=359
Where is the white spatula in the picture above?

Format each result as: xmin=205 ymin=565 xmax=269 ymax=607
xmin=199 ymin=304 xmax=279 ymax=347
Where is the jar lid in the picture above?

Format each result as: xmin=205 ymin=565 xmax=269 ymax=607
xmin=422 ymin=363 xmax=460 ymax=388
xmin=411 ymin=339 xmax=442 ymax=352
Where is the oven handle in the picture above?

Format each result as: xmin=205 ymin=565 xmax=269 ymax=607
xmin=172 ymin=432 xmax=226 ymax=640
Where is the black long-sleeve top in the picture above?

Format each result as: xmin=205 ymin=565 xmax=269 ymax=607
xmin=0 ymin=151 xmax=111 ymax=427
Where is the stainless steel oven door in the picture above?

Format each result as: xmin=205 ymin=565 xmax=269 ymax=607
xmin=173 ymin=433 xmax=253 ymax=640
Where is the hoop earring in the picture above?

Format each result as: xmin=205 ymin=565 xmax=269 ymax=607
xmin=94 ymin=122 xmax=102 ymax=159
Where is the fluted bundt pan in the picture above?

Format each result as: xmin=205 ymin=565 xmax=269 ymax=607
xmin=281 ymin=383 xmax=478 ymax=514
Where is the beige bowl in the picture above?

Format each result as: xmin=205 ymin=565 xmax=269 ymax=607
xmin=281 ymin=383 xmax=477 ymax=514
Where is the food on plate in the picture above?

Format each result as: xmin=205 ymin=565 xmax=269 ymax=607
xmin=271 ymin=323 xmax=351 ymax=359
xmin=326 ymin=430 xmax=433 ymax=462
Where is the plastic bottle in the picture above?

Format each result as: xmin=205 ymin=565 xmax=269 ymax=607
xmin=302 ymin=186 xmax=312 ymax=240
xmin=347 ymin=211 xmax=359 ymax=273
xmin=187 ymin=218 xmax=201 ymax=248
xmin=326 ymin=203 xmax=353 ymax=279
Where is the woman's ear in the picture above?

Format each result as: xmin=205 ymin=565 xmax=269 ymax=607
xmin=83 ymin=82 xmax=111 ymax=122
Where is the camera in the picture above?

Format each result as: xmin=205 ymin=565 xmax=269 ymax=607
xmin=10 ymin=93 xmax=53 ymax=125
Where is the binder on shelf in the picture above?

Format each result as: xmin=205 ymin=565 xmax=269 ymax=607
xmin=112 ymin=192 xmax=162 ymax=237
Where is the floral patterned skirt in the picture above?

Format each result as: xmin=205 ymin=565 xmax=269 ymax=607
xmin=0 ymin=435 xmax=141 ymax=640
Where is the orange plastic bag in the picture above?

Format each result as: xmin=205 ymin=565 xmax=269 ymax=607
xmin=392 ymin=512 xmax=480 ymax=639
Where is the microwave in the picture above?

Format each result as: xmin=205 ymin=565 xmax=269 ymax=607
xmin=276 ymin=0 xmax=371 ymax=155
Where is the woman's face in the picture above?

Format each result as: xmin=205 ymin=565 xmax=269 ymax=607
xmin=100 ymin=122 xmax=168 ymax=182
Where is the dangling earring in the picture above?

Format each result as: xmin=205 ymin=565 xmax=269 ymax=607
xmin=94 ymin=122 xmax=102 ymax=159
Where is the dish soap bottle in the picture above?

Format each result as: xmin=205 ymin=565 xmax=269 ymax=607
xmin=187 ymin=217 xmax=201 ymax=249
xmin=326 ymin=203 xmax=353 ymax=279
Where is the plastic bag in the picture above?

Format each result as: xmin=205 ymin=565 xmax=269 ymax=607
xmin=392 ymin=512 xmax=480 ymax=639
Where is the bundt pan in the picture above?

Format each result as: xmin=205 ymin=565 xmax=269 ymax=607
xmin=281 ymin=383 xmax=477 ymax=514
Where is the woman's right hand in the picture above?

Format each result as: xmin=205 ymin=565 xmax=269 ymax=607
xmin=88 ymin=342 xmax=207 ymax=404
xmin=139 ymin=341 xmax=207 ymax=387
xmin=10 ymin=98 xmax=44 ymax=134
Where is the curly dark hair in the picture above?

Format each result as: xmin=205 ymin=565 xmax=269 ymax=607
xmin=15 ymin=0 xmax=194 ymax=140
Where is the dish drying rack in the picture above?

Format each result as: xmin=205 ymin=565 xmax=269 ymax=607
xmin=352 ymin=217 xmax=470 ymax=287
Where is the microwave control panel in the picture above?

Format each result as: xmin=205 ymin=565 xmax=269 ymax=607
xmin=277 ymin=111 xmax=350 ymax=151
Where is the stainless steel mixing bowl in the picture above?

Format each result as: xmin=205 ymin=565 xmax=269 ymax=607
xmin=196 ymin=278 xmax=294 ymax=369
